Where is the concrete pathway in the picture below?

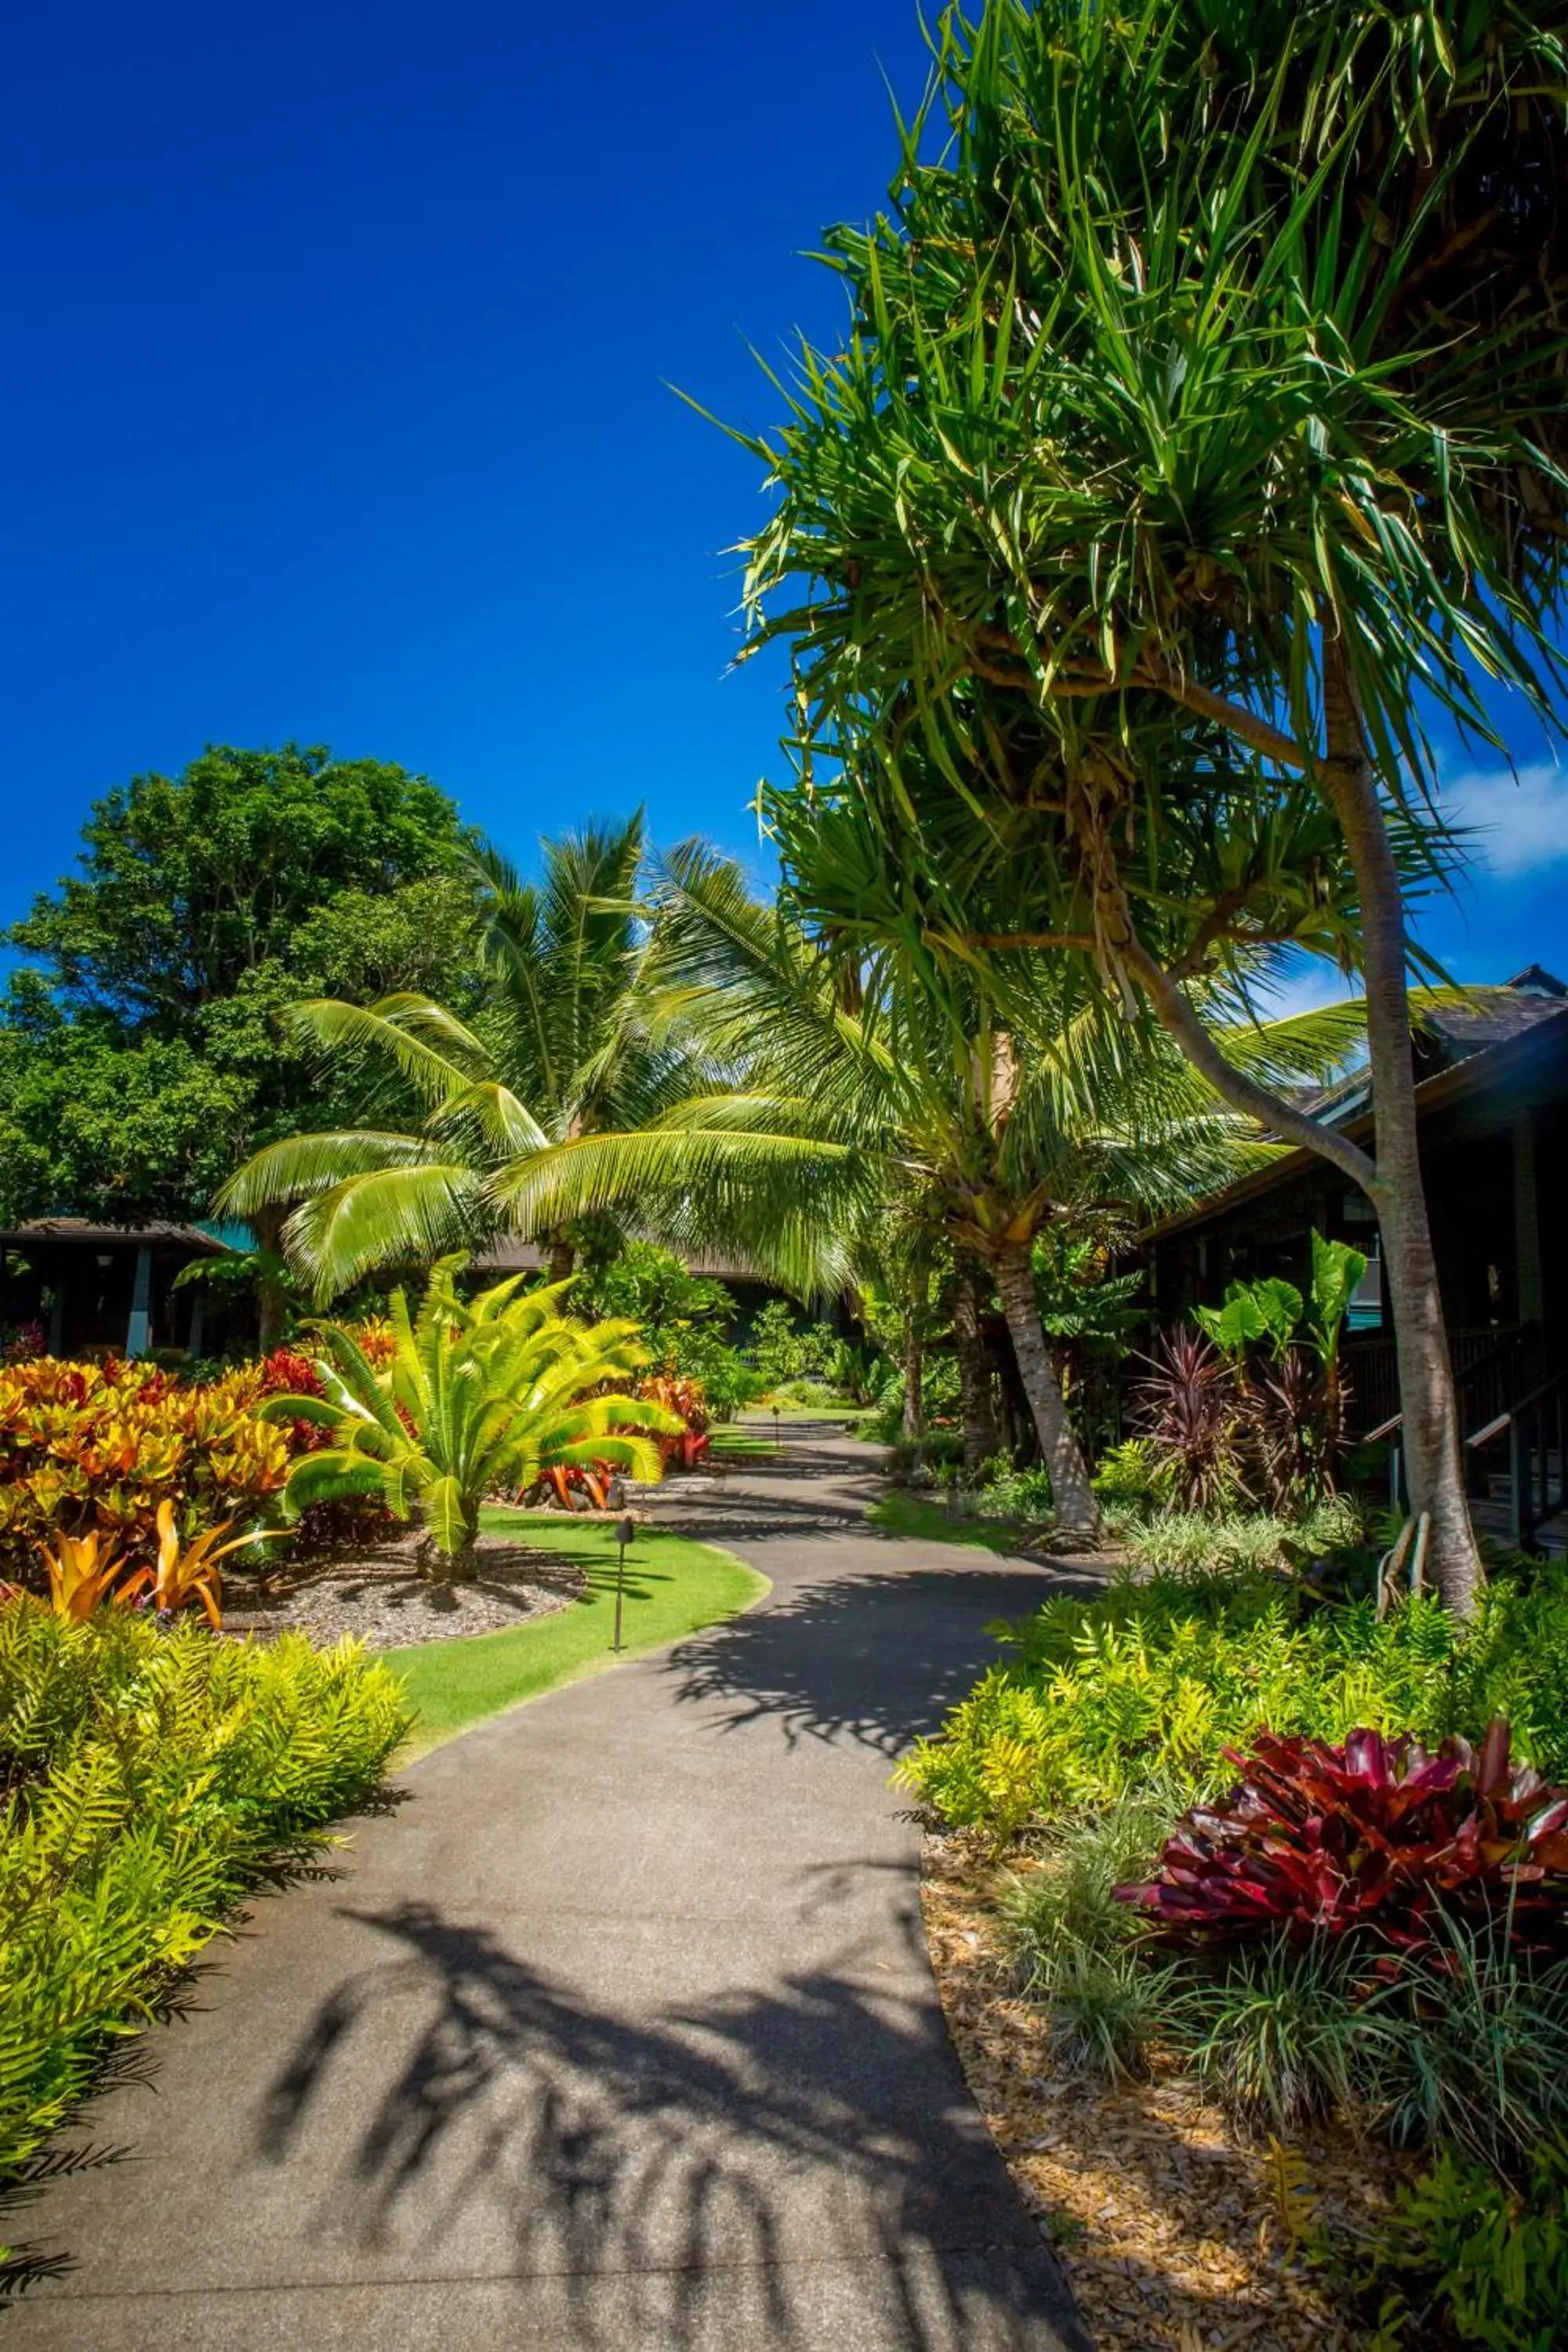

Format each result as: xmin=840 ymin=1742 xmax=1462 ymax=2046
xmin=13 ymin=1426 xmax=1096 ymax=2352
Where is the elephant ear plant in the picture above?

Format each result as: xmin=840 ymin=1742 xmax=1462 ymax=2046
xmin=259 ymin=1258 xmax=681 ymax=1578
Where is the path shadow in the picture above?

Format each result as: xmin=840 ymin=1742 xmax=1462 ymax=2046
xmin=255 ymin=1897 xmax=1091 ymax=2352
xmin=662 ymin=1566 xmax=1091 ymax=1755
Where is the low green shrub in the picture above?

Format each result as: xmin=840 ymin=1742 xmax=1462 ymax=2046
xmin=1120 ymin=1496 xmax=1363 ymax=1578
xmin=898 ymin=1564 xmax=1568 ymax=1837
xmin=0 ymin=1596 xmax=407 ymax=2207
xmin=976 ymin=1461 xmax=1055 ymax=1522
xmin=1091 ymin=1437 xmax=1175 ymax=1516
xmin=1361 ymin=2137 xmax=1568 ymax=2350
xmin=764 ymin=1377 xmax=849 ymax=1409
xmin=884 ymin=1428 xmax=966 ymax=1480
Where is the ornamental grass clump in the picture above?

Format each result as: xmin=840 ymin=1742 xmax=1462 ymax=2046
xmin=0 ymin=1592 xmax=407 ymax=2221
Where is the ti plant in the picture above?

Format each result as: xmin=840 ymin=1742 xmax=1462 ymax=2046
xmin=1119 ymin=1722 xmax=1568 ymax=1964
xmin=260 ymin=1257 xmax=681 ymax=1577
xmin=1137 ymin=1229 xmax=1367 ymax=1511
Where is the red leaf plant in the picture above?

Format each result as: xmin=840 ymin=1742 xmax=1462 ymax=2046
xmin=1117 ymin=1722 xmax=1568 ymax=1962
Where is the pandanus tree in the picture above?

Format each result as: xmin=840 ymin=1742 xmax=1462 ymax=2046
xmin=496 ymin=844 xmax=1355 ymax=1537
xmin=220 ymin=816 xmax=701 ymax=1301
xmin=726 ymin=0 xmax=1568 ymax=1609
xmin=260 ymin=1259 xmax=678 ymax=1577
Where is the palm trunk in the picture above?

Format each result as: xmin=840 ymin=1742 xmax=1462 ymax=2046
xmin=251 ymin=1205 xmax=287 ymax=1351
xmin=1323 ymin=643 xmax=1483 ymax=1616
xmin=953 ymin=1256 xmax=999 ymax=1475
xmin=548 ymin=1233 xmax=575 ymax=1286
xmin=994 ymin=1240 xmax=1099 ymax=1538
xmin=902 ymin=1326 xmax=925 ymax=1446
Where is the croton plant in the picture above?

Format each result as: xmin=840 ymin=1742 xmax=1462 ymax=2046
xmin=1119 ymin=1722 xmax=1568 ymax=1960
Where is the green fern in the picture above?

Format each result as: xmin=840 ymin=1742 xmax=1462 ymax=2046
xmin=0 ymin=1597 xmax=406 ymax=2198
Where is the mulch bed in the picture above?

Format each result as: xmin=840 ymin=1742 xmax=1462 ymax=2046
xmin=921 ymin=1831 xmax=1400 ymax=2352
xmin=223 ymin=1528 xmax=585 ymax=1650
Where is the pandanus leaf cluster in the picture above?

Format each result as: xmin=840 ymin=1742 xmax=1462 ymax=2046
xmin=1120 ymin=1722 xmax=1568 ymax=1959
xmin=260 ymin=1259 xmax=681 ymax=1571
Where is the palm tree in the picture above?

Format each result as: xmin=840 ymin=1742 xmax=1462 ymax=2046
xmin=260 ymin=1258 xmax=678 ymax=1577
xmin=219 ymin=816 xmax=700 ymax=1301
xmin=494 ymin=845 xmax=1348 ymax=1539
xmin=725 ymin=0 xmax=1568 ymax=1608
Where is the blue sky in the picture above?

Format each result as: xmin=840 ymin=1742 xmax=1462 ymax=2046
xmin=5 ymin=0 xmax=1566 ymax=990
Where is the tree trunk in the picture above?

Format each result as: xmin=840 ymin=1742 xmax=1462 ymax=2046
xmin=953 ymin=1256 xmax=1000 ymax=1475
xmin=1085 ymin=773 xmax=1479 ymax=1613
xmin=251 ymin=1204 xmax=288 ymax=1352
xmin=548 ymin=1233 xmax=575 ymax=1285
xmin=1322 ymin=642 xmax=1483 ymax=1615
xmin=994 ymin=1240 xmax=1099 ymax=1537
xmin=902 ymin=1326 xmax=925 ymax=1446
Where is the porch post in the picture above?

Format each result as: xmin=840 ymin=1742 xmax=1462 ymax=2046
xmin=126 ymin=1244 xmax=153 ymax=1360
xmin=1514 ymin=1112 xmax=1544 ymax=1376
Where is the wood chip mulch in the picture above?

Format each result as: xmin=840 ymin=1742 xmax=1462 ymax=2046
xmin=921 ymin=1833 xmax=1403 ymax=2352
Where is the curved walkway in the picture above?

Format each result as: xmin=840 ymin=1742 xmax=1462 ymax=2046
xmin=14 ymin=1426 xmax=1097 ymax=2352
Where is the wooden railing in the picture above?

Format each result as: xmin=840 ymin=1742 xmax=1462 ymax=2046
xmin=1345 ymin=1324 xmax=1533 ymax=1443
xmin=1465 ymin=1367 xmax=1568 ymax=1552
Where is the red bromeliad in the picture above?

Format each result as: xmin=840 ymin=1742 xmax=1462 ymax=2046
xmin=1117 ymin=1722 xmax=1568 ymax=1960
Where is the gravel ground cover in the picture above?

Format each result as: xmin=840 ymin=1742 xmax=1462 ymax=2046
xmin=224 ymin=1529 xmax=582 ymax=1649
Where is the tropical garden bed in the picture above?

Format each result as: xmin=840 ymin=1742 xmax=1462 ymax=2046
xmin=0 ymin=1596 xmax=408 ymax=2292
xmin=901 ymin=1552 xmax=1568 ymax=2351
xmin=923 ymin=1830 xmax=1388 ymax=2352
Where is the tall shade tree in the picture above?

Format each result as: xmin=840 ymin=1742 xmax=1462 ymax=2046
xmin=0 ymin=745 xmax=480 ymax=1320
xmin=219 ymin=815 xmax=700 ymax=1301
xmin=499 ymin=844 xmax=1354 ymax=1537
xmin=724 ymin=0 xmax=1568 ymax=1611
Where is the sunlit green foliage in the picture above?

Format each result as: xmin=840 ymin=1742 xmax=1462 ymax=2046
xmin=0 ymin=1597 xmax=405 ymax=2207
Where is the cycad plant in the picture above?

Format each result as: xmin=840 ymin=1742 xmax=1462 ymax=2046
xmin=259 ymin=1259 xmax=679 ymax=1577
xmin=220 ymin=816 xmax=701 ymax=1301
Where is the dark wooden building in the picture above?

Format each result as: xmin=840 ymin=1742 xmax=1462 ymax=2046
xmin=1143 ymin=968 xmax=1568 ymax=1544
xmin=0 ymin=1221 xmax=255 ymax=1361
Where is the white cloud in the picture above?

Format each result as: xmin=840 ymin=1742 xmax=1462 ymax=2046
xmin=1441 ymin=762 xmax=1568 ymax=880
xmin=1260 ymin=965 xmax=1363 ymax=1023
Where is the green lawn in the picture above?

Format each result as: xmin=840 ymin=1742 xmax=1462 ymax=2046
xmin=707 ymin=1425 xmax=780 ymax=1460
xmin=868 ymin=1490 xmax=1042 ymax=1557
xmin=385 ymin=1510 xmax=768 ymax=1759
xmin=742 ymin=1403 xmax=882 ymax=1425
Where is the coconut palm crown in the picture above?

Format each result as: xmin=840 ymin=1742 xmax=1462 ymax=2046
xmin=220 ymin=815 xmax=702 ymax=1301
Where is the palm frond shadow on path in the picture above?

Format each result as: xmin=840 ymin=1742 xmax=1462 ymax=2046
xmin=253 ymin=1896 xmax=1088 ymax=2352
xmin=656 ymin=1423 xmax=1105 ymax=1756
xmin=9 ymin=1421 xmax=1094 ymax=2351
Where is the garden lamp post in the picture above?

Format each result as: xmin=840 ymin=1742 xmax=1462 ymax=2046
xmin=612 ymin=1513 xmax=634 ymax=1653
xmin=771 ymin=1402 xmax=782 ymax=1450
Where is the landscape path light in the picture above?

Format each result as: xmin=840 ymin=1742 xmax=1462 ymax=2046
xmin=612 ymin=1512 xmax=635 ymax=1653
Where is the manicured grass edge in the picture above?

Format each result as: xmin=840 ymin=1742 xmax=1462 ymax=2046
xmin=867 ymin=1489 xmax=1044 ymax=1558
xmin=385 ymin=1511 xmax=770 ymax=1761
